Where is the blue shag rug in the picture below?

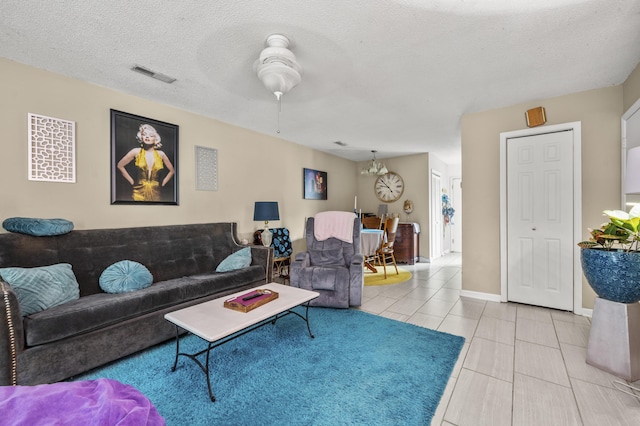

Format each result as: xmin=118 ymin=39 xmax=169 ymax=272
xmin=75 ymin=308 xmax=465 ymax=425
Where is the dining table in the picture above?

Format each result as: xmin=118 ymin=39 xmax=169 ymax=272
xmin=360 ymin=228 xmax=384 ymax=273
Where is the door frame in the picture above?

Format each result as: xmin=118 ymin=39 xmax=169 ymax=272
xmin=451 ymin=177 xmax=462 ymax=252
xmin=499 ymin=121 xmax=583 ymax=314
xmin=430 ymin=170 xmax=443 ymax=261
xmin=622 ymin=97 xmax=640 ymax=209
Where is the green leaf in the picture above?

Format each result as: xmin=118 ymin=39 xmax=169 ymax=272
xmin=627 ymin=217 xmax=640 ymax=233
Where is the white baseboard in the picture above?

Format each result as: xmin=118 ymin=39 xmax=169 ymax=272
xmin=576 ymin=307 xmax=593 ymax=318
xmin=461 ymin=289 xmax=594 ymax=317
xmin=460 ymin=290 xmax=502 ymax=302
xmin=460 ymin=290 xmax=593 ymax=318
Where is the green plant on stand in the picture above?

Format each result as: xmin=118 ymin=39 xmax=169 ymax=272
xmin=579 ymin=205 xmax=640 ymax=384
xmin=578 ymin=205 xmax=640 ymax=304
xmin=578 ymin=205 xmax=640 ymax=252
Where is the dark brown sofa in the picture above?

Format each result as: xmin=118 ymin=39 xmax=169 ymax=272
xmin=0 ymin=223 xmax=273 ymax=386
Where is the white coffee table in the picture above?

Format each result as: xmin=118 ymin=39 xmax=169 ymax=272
xmin=164 ymin=283 xmax=319 ymax=402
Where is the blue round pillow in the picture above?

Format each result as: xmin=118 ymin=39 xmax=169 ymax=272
xmin=99 ymin=260 xmax=153 ymax=294
xmin=3 ymin=217 xmax=74 ymax=236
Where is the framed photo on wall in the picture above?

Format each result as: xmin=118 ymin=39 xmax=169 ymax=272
xmin=110 ymin=109 xmax=178 ymax=205
xmin=303 ymin=168 xmax=327 ymax=200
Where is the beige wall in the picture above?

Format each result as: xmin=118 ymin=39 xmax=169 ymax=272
xmin=356 ymin=153 xmax=433 ymax=258
xmin=461 ymin=85 xmax=625 ymax=309
xmin=356 ymin=152 xmax=460 ymax=261
xmin=0 ymin=58 xmax=357 ymax=252
xmin=624 ymin=62 xmax=640 ymax=113
xmin=1 ymin=58 xmax=444 ymax=260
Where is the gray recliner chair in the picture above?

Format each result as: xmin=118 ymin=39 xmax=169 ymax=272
xmin=290 ymin=216 xmax=363 ymax=308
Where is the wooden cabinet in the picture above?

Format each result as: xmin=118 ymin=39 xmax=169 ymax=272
xmin=394 ymin=222 xmax=420 ymax=264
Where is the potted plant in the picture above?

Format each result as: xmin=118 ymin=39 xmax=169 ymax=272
xmin=578 ymin=205 xmax=640 ymax=303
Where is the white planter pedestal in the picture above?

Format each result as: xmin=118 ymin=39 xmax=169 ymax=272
xmin=586 ymin=298 xmax=640 ymax=381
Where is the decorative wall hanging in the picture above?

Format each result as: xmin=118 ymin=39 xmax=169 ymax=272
xmin=525 ymin=106 xmax=546 ymax=127
xmin=303 ymin=168 xmax=327 ymax=200
xmin=442 ymin=192 xmax=455 ymax=225
xmin=110 ymin=109 xmax=178 ymax=205
xmin=28 ymin=113 xmax=76 ymax=183
xmin=194 ymin=146 xmax=218 ymax=191
xmin=403 ymin=199 xmax=414 ymax=214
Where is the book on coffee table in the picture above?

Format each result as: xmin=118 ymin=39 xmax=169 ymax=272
xmin=223 ymin=289 xmax=279 ymax=313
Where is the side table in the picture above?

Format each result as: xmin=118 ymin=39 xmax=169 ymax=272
xmin=273 ymin=256 xmax=290 ymax=284
xmin=395 ymin=222 xmax=420 ymax=264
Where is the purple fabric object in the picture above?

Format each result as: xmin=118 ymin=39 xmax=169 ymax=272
xmin=227 ymin=289 xmax=274 ymax=307
xmin=0 ymin=378 xmax=165 ymax=425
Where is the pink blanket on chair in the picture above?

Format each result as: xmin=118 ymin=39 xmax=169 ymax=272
xmin=314 ymin=211 xmax=356 ymax=243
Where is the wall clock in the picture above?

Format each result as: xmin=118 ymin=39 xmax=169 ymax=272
xmin=375 ymin=172 xmax=404 ymax=203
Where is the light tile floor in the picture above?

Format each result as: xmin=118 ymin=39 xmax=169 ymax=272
xmin=356 ymin=253 xmax=640 ymax=426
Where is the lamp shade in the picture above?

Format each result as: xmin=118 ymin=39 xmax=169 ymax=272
xmin=253 ymin=202 xmax=280 ymax=222
xmin=626 ymin=147 xmax=640 ymax=194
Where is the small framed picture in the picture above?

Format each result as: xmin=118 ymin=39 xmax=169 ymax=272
xmin=110 ymin=110 xmax=178 ymax=205
xmin=303 ymin=168 xmax=327 ymax=200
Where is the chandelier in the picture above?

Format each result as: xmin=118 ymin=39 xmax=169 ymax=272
xmin=360 ymin=150 xmax=388 ymax=176
xmin=254 ymin=34 xmax=302 ymax=133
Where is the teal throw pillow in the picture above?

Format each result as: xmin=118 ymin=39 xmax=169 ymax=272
xmin=216 ymin=247 xmax=252 ymax=272
xmin=2 ymin=217 xmax=74 ymax=236
xmin=99 ymin=260 xmax=153 ymax=294
xmin=0 ymin=263 xmax=80 ymax=316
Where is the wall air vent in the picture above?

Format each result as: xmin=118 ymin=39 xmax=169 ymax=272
xmin=131 ymin=65 xmax=176 ymax=84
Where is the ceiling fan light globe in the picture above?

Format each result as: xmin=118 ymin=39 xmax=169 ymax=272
xmin=255 ymin=34 xmax=302 ymax=98
xmin=256 ymin=63 xmax=301 ymax=95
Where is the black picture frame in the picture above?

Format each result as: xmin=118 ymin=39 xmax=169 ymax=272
xmin=303 ymin=168 xmax=327 ymax=200
xmin=110 ymin=109 xmax=178 ymax=205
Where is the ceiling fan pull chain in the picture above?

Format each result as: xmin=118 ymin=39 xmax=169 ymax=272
xmin=276 ymin=94 xmax=281 ymax=134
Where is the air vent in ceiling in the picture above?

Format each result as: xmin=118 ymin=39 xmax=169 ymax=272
xmin=131 ymin=65 xmax=176 ymax=84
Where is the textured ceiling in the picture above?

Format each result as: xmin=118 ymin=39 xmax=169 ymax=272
xmin=2 ymin=0 xmax=640 ymax=164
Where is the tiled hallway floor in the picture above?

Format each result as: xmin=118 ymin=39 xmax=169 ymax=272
xmin=356 ymin=253 xmax=640 ymax=425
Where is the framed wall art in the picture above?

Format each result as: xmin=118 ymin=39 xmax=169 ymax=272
xmin=194 ymin=146 xmax=218 ymax=191
xmin=28 ymin=113 xmax=76 ymax=183
xmin=110 ymin=109 xmax=178 ymax=205
xmin=303 ymin=168 xmax=327 ymax=200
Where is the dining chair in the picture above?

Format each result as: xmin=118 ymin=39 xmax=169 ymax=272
xmin=375 ymin=217 xmax=400 ymax=278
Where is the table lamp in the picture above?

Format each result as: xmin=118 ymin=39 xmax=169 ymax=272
xmin=253 ymin=201 xmax=279 ymax=247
